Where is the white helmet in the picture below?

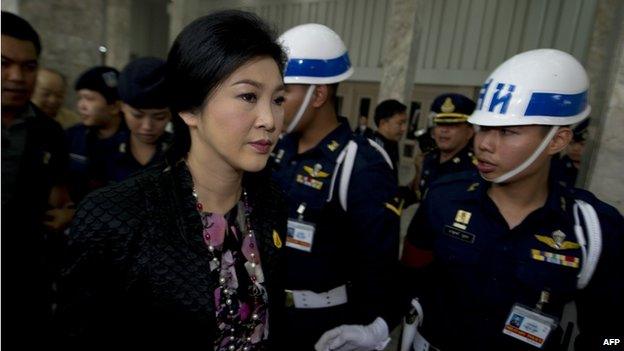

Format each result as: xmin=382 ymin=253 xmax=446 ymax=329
xmin=469 ymin=49 xmax=590 ymax=127
xmin=279 ymin=23 xmax=353 ymax=85
xmin=469 ymin=49 xmax=591 ymax=184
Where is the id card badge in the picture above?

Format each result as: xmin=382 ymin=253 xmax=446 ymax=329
xmin=502 ymin=303 xmax=558 ymax=349
xmin=286 ymin=218 xmax=315 ymax=252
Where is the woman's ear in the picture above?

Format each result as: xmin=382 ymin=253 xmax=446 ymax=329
xmin=547 ymin=127 xmax=573 ymax=155
xmin=179 ymin=111 xmax=199 ymax=127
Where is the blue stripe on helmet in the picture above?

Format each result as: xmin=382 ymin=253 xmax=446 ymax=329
xmin=284 ymin=52 xmax=351 ymax=78
xmin=524 ymin=91 xmax=588 ymax=117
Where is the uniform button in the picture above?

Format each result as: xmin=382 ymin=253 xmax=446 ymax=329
xmin=291 ymin=161 xmax=297 ymax=165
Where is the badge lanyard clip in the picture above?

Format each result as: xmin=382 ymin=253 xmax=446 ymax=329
xmin=296 ymin=202 xmax=307 ymax=221
xmin=536 ymin=289 xmax=550 ymax=311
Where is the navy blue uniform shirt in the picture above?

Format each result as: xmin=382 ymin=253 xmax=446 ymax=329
xmin=418 ymin=142 xmax=477 ymax=194
xmin=353 ymin=125 xmax=374 ymax=139
xmin=107 ymin=132 xmax=172 ymax=183
xmin=270 ymin=117 xmax=402 ymax=333
xmin=550 ymin=154 xmax=578 ymax=188
xmin=403 ymin=173 xmax=624 ymax=350
xmin=66 ymin=123 xmax=128 ymax=202
xmin=372 ymin=131 xmax=400 ymax=179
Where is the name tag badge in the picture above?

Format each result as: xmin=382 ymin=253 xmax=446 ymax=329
xmin=443 ymin=225 xmax=476 ymax=244
xmin=286 ymin=218 xmax=315 ymax=252
xmin=502 ymin=304 xmax=558 ymax=349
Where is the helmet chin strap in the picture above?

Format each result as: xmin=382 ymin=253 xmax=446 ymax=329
xmin=285 ymin=84 xmax=316 ymax=134
xmin=485 ymin=126 xmax=559 ymax=184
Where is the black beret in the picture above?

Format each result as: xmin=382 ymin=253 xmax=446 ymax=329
xmin=118 ymin=57 xmax=168 ymax=109
xmin=75 ymin=66 xmax=120 ymax=104
xmin=430 ymin=93 xmax=476 ymax=124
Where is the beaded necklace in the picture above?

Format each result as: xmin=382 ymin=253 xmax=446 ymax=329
xmin=192 ymin=187 xmax=267 ymax=350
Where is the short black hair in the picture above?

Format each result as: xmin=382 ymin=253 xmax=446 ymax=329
xmin=1 ymin=11 xmax=41 ymax=56
xmin=374 ymin=99 xmax=406 ymax=127
xmin=166 ymin=10 xmax=285 ymax=161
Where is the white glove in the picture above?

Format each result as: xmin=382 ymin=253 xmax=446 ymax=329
xmin=314 ymin=317 xmax=390 ymax=351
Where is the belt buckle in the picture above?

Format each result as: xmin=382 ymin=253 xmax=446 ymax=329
xmin=285 ymin=289 xmax=294 ymax=307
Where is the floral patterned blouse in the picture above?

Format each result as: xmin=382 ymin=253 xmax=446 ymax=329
xmin=199 ymin=202 xmax=269 ymax=351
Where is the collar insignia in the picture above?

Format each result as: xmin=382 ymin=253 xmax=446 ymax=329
xmin=467 ymin=182 xmax=479 ymax=192
xmin=327 ymin=140 xmax=340 ymax=152
xmin=452 ymin=209 xmax=472 ymax=229
xmin=274 ymin=149 xmax=285 ymax=163
xmin=42 ymin=151 xmax=51 ymax=165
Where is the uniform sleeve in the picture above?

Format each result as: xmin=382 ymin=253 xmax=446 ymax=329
xmin=398 ymin=190 xmax=439 ymax=322
xmin=402 ymin=197 xmax=436 ymax=269
xmin=344 ymin=156 xmax=402 ymax=328
xmin=574 ymin=204 xmax=624 ymax=349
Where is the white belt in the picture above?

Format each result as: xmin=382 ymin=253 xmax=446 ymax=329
xmin=285 ymin=285 xmax=348 ymax=309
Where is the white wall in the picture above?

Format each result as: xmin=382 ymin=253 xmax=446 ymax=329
xmin=169 ymin=0 xmax=598 ymax=86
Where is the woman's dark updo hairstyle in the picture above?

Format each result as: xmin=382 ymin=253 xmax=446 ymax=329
xmin=166 ymin=10 xmax=286 ymax=161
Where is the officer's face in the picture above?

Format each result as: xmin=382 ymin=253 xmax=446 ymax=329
xmin=179 ymin=56 xmax=285 ymax=172
xmin=121 ymin=103 xmax=170 ymax=145
xmin=1 ymin=35 xmax=38 ymax=110
xmin=359 ymin=116 xmax=368 ymax=127
xmin=380 ymin=112 xmax=408 ymax=141
xmin=31 ymin=69 xmax=66 ymax=118
xmin=474 ymin=125 xmax=551 ymax=182
xmin=76 ymin=89 xmax=118 ymax=127
xmin=433 ymin=123 xmax=473 ymax=154
xmin=281 ymin=84 xmax=313 ymax=133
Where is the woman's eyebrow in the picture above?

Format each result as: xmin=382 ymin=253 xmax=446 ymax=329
xmin=231 ymin=79 xmax=262 ymax=88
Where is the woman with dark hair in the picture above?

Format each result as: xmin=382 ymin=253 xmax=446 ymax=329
xmin=56 ymin=10 xmax=287 ymax=350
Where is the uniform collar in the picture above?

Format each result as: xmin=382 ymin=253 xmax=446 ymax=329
xmin=4 ymin=103 xmax=37 ymax=129
xmin=477 ymin=178 xmax=570 ymax=224
xmin=373 ymin=130 xmax=392 ymax=145
xmin=439 ymin=142 xmax=473 ymax=164
xmin=544 ymin=181 xmax=574 ymax=221
xmin=281 ymin=116 xmax=353 ymax=161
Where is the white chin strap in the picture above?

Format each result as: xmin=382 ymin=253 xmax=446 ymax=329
xmin=487 ymin=126 xmax=559 ymax=184
xmin=285 ymin=84 xmax=316 ymax=134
